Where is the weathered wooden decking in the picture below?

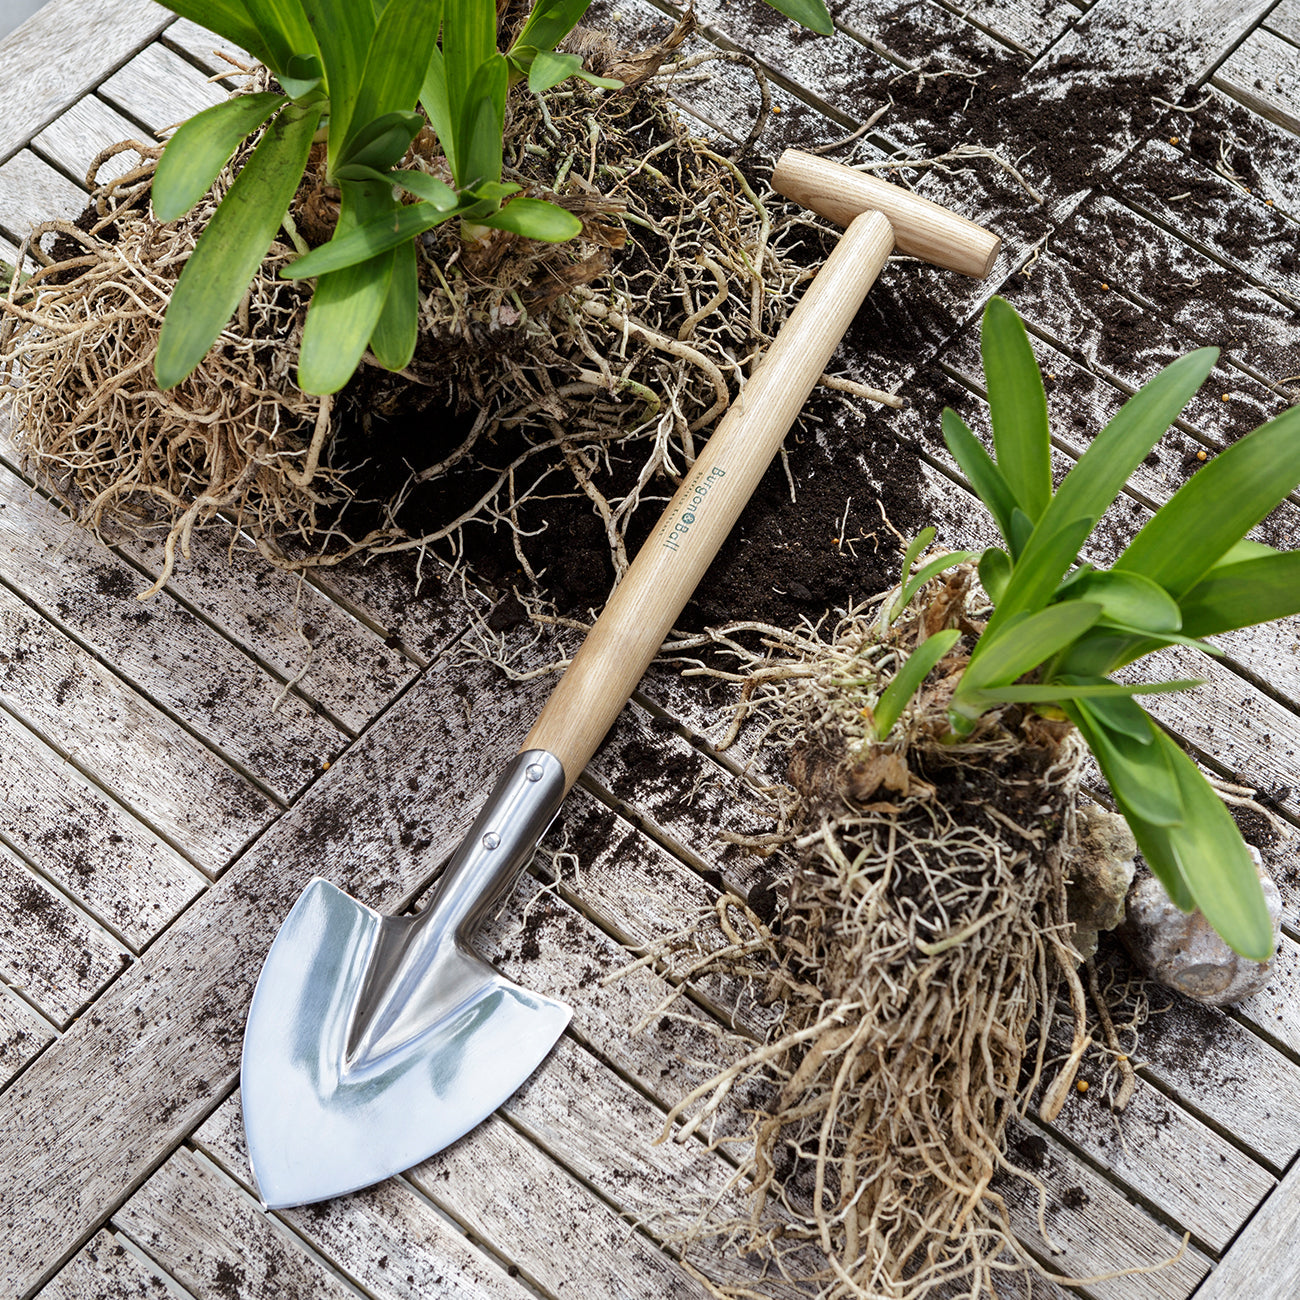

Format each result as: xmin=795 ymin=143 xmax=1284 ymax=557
xmin=1 ymin=1 xmax=1298 ymax=1297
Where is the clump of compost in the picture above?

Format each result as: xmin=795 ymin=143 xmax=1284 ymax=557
xmin=658 ymin=564 xmax=1100 ymax=1298
xmin=0 ymin=28 xmax=867 ymax=596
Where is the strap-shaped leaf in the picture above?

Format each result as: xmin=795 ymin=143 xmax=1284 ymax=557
xmin=242 ymin=0 xmax=320 ymax=80
xmin=892 ymin=549 xmax=977 ymax=621
xmin=456 ymin=53 xmax=509 ymax=189
xmin=368 ymin=237 xmax=418 ymax=373
xmin=389 ymin=169 xmax=458 ymax=209
xmin=152 ymin=93 xmax=282 ymax=222
xmin=477 ymin=196 xmax=582 ymax=242
xmin=281 ymin=198 xmax=462 ymax=278
xmin=336 ymin=110 xmax=424 ymax=171
xmin=1108 ymin=794 xmax=1194 ymax=912
xmin=155 ymin=101 xmax=321 ymax=389
xmin=978 ymin=547 xmax=1010 ymax=603
xmin=297 ymin=180 xmax=396 ymax=395
xmin=342 ymin=0 xmax=442 ymax=166
xmin=873 ymin=629 xmax=960 ymax=740
xmin=444 ymin=0 xmax=497 ymax=131
xmin=760 ymin=0 xmax=834 ymax=35
xmin=1068 ymin=699 xmax=1183 ymax=828
xmin=1059 ymin=569 xmax=1181 ymax=634
xmin=976 ymin=513 xmax=1093 ymax=645
xmin=1156 ymin=729 xmax=1275 ymax=960
xmin=300 ymin=0 xmax=375 ymax=159
xmin=511 ymin=0 xmax=595 ymax=54
xmin=982 ymin=296 xmax=1051 ymax=523
xmin=1179 ymin=551 xmax=1300 ymax=638
xmin=1115 ymin=402 xmax=1300 ymax=598
xmin=941 ymin=408 xmax=1018 ymax=551
xmin=420 ymin=48 xmax=455 ymax=178
xmin=978 ymin=678 xmax=1201 ymax=706
xmin=956 ymin=599 xmax=1102 ymax=704
xmin=157 ymin=1 xmax=274 ymax=70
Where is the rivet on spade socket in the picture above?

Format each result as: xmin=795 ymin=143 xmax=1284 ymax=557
xmin=482 ymin=832 xmax=501 ymax=850
xmin=525 ymin=764 xmax=544 ymax=782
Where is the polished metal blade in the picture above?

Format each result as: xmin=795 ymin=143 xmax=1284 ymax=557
xmin=241 ymin=876 xmax=571 ymax=1208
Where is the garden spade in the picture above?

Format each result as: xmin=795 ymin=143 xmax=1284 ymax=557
xmin=241 ymin=150 xmax=1001 ymax=1208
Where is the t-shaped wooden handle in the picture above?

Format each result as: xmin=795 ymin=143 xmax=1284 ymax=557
xmin=772 ymin=149 xmax=1001 ymax=279
xmin=522 ymin=157 xmax=1001 ymax=788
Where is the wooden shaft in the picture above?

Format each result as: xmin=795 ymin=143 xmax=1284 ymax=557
xmin=772 ymin=149 xmax=1001 ymax=280
xmin=522 ymin=210 xmax=896 ymax=788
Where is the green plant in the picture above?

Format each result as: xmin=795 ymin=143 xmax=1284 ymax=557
xmin=150 ymin=0 xmax=833 ymax=397
xmin=887 ymin=297 xmax=1299 ymax=960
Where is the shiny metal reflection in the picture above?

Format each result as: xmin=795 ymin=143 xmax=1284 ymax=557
xmin=241 ymin=751 xmax=571 ymax=1207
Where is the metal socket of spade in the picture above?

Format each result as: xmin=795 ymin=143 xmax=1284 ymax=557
xmin=240 ymin=149 xmax=1001 ymax=1209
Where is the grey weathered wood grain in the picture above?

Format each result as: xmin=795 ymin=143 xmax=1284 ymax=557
xmin=0 ymin=149 xmax=87 ymax=248
xmin=0 ymin=981 xmax=54 ymax=1090
xmin=0 ymin=704 xmax=205 ymax=949
xmin=1213 ymin=27 xmax=1300 ymax=138
xmin=114 ymin=1149 xmax=367 ymax=1300
xmin=96 ymin=41 xmax=229 ymax=138
xmin=0 ymin=467 xmax=347 ymax=803
xmin=1194 ymin=1158 xmax=1300 ymax=1300
xmin=194 ymin=1098 xmax=538 ymax=1300
xmin=1265 ymin=0 xmax=1300 ymax=48
xmin=0 ymin=0 xmax=171 ymax=164
xmin=36 ymin=1230 xmax=179 ymax=1300
xmin=31 ymin=95 xmax=156 ymax=188
xmin=936 ymin=0 xmax=1081 ymax=54
xmin=0 ymin=840 xmax=129 ymax=1027
xmin=0 ymin=582 xmax=276 ymax=873
xmin=1234 ymin=934 xmax=1300 ymax=1057
xmin=161 ymin=18 xmax=252 ymax=76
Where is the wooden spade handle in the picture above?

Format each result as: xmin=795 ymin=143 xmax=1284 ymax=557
xmin=522 ymin=209 xmax=896 ymax=788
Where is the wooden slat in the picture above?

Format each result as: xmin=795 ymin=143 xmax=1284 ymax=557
xmin=1235 ymin=934 xmax=1300 ymax=1057
xmin=37 ymin=1229 xmax=181 ymax=1300
xmin=96 ymin=41 xmax=228 ymax=137
xmin=0 ymin=705 xmax=204 ymax=950
xmin=0 ymin=840 xmax=129 ymax=1027
xmin=1212 ymin=28 xmax=1300 ymax=137
xmin=194 ymin=1098 xmax=538 ymax=1300
xmin=1265 ymin=0 xmax=1300 ymax=47
xmin=0 ymin=149 xmax=87 ymax=248
xmin=114 ymin=1149 xmax=366 ymax=1300
xmin=0 ymin=582 xmax=276 ymax=873
xmin=161 ymin=17 xmax=252 ymax=74
xmin=31 ymin=95 xmax=156 ymax=187
xmin=0 ymin=467 xmax=347 ymax=803
xmin=1195 ymin=1160 xmax=1300 ymax=1300
xmin=934 ymin=0 xmax=1081 ymax=55
xmin=0 ymin=0 xmax=171 ymax=164
xmin=0 ymin=981 xmax=54 ymax=1089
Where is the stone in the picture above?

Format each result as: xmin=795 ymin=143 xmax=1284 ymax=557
xmin=1066 ymin=806 xmax=1138 ymax=962
xmin=1120 ymin=846 xmax=1281 ymax=1006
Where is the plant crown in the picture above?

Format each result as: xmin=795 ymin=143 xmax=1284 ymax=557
xmin=880 ymin=297 xmax=1300 ymax=961
xmin=150 ymin=0 xmax=832 ymax=396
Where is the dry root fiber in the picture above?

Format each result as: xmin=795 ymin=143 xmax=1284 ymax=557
xmin=1 ymin=36 xmax=874 ymax=592
xmin=654 ymin=568 xmax=1098 ymax=1299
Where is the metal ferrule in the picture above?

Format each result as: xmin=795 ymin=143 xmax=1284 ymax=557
xmin=416 ymin=748 xmax=567 ymax=943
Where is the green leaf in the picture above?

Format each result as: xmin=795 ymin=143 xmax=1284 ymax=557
xmin=957 ymin=600 xmax=1103 ymax=704
xmin=1213 ymin=539 xmax=1277 ymax=567
xmin=457 ymin=54 xmax=509 ymax=189
xmin=282 ymin=198 xmax=461 ymax=277
xmin=243 ymin=0 xmax=320 ymax=81
xmin=300 ymin=0 xmax=375 ymax=157
xmin=476 ymin=196 xmax=582 ymax=242
xmin=759 ymin=0 xmax=834 ymax=35
xmin=156 ymin=0 xmax=275 ymax=70
xmin=1178 ymin=551 xmax=1300 ymax=638
xmin=152 ymin=93 xmax=283 ymax=222
xmin=527 ymin=49 xmax=584 ymax=93
xmin=1068 ymin=699 xmax=1184 ymax=828
xmin=982 ymin=296 xmax=1051 ymax=522
xmin=978 ymin=547 xmax=1011 ymax=603
xmin=941 ymin=407 xmax=1019 ymax=551
xmin=1008 ymin=507 xmax=1034 ymax=557
xmin=977 ymin=678 xmax=1202 ymax=706
xmin=297 ymin=179 xmax=396 ymax=394
xmin=389 ymin=169 xmax=458 ymax=209
xmin=336 ymin=110 xmax=424 ymax=172
xmin=1058 ymin=569 xmax=1182 ymax=635
xmin=445 ymin=0 xmax=498 ymax=143
xmin=1112 ymin=798 xmax=1195 ymax=912
xmin=341 ymin=0 xmax=442 ymax=167
xmin=155 ymin=100 xmax=321 ymax=389
xmin=874 ymin=630 xmax=961 ymax=740
xmin=420 ymin=47 xmax=455 ymax=177
xmin=1115 ymin=403 xmax=1300 ymax=598
xmin=511 ymin=0 xmax=595 ymax=55
xmin=894 ymin=549 xmax=978 ymax=620
xmin=1148 ymin=729 xmax=1275 ymax=959
xmin=280 ymin=52 xmax=324 ymax=100
xmin=900 ymin=528 xmax=936 ymax=584
xmin=368 ymin=236 xmax=418 ymax=372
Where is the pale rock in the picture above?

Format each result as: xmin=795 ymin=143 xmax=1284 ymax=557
xmin=1120 ymin=846 xmax=1281 ymax=1006
xmin=1066 ymin=806 xmax=1138 ymax=962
